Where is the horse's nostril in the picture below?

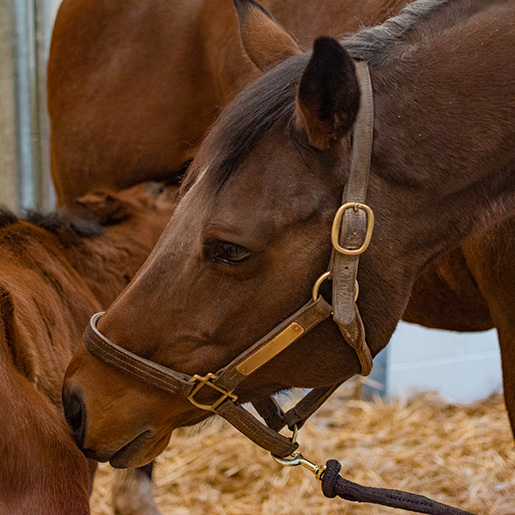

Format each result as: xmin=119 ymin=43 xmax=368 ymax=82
xmin=63 ymin=388 xmax=87 ymax=448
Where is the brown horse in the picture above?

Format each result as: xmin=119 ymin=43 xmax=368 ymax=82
xmin=47 ymin=0 xmax=410 ymax=205
xmin=49 ymin=0 xmax=515 ymax=431
xmin=0 ymin=182 xmax=178 ymax=513
xmin=62 ymin=0 xmax=515 ymax=469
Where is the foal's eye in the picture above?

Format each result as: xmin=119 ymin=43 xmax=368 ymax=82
xmin=212 ymin=241 xmax=251 ymax=264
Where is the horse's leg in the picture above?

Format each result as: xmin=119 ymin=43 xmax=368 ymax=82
xmin=462 ymin=226 xmax=515 ymax=437
xmin=111 ymin=462 xmax=160 ymax=515
xmin=493 ymin=321 xmax=515 ymax=435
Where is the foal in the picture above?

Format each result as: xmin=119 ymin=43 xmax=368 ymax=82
xmin=0 ymin=182 xmax=178 ymax=514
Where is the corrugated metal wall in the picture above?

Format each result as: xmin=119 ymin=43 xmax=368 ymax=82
xmin=0 ymin=0 xmax=18 ymax=209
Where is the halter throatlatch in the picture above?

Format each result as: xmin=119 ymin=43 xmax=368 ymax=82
xmin=82 ymin=60 xmax=375 ymax=458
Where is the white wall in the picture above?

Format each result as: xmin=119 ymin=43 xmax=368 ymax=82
xmin=384 ymin=323 xmax=502 ymax=403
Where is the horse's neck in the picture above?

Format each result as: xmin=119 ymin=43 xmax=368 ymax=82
xmin=369 ymin=1 xmax=515 ymax=260
xmin=195 ymin=0 xmax=413 ymax=108
xmin=355 ymin=0 xmax=515 ymax=352
xmin=64 ymin=218 xmax=161 ymax=309
xmin=266 ymin=0 xmax=411 ymax=47
xmin=193 ymin=1 xmax=260 ymax=105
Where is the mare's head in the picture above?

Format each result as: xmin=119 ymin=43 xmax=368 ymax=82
xmin=62 ymin=1 xmax=432 ymax=467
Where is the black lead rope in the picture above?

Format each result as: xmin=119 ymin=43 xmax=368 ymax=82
xmin=321 ymin=460 xmax=475 ymax=515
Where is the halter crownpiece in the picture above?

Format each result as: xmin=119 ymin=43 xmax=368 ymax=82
xmin=82 ymin=59 xmax=375 ymax=458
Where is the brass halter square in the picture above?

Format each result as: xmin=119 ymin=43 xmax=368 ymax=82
xmin=187 ymin=373 xmax=238 ymax=412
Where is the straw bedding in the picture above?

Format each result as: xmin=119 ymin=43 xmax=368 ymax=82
xmin=91 ymin=384 xmax=515 ymax=514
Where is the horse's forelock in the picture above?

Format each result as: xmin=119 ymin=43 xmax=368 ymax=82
xmin=183 ymin=54 xmax=309 ymax=194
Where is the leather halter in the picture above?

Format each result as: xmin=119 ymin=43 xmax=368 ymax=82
xmin=82 ymin=60 xmax=375 ymax=458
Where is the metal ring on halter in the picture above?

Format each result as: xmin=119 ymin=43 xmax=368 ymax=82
xmin=312 ymin=271 xmax=331 ymax=301
xmin=312 ymin=271 xmax=359 ymax=302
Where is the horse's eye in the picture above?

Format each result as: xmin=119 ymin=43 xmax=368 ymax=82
xmin=212 ymin=241 xmax=251 ymax=264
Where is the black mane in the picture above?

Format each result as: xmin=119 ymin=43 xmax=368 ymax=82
xmin=183 ymin=53 xmax=309 ymax=192
xmin=24 ymin=210 xmax=103 ymax=238
xmin=0 ymin=209 xmax=18 ymax=229
xmin=343 ymin=0 xmax=451 ymax=65
xmin=0 ymin=205 xmax=110 ymax=239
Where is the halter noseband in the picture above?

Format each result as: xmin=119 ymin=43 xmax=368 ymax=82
xmin=82 ymin=60 xmax=375 ymax=458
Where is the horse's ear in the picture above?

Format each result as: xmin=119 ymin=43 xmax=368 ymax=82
xmin=75 ymin=191 xmax=132 ymax=225
xmin=295 ymin=37 xmax=361 ymax=150
xmin=233 ymin=0 xmax=301 ymax=72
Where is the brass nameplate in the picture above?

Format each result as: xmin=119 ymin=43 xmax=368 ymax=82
xmin=236 ymin=323 xmax=305 ymax=376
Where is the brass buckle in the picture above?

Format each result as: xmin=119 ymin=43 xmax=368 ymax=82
xmin=331 ymin=202 xmax=374 ymax=255
xmin=187 ymin=373 xmax=238 ymax=412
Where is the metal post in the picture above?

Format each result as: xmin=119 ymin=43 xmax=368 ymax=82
xmin=12 ymin=0 xmax=56 ymax=211
xmin=362 ymin=347 xmax=388 ymax=399
xmin=36 ymin=0 xmax=58 ymax=210
xmin=12 ymin=0 xmax=39 ymax=209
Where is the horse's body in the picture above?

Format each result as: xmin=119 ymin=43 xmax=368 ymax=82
xmin=48 ymin=0 xmax=409 ymax=205
xmin=63 ymin=0 xmax=515 ymax=469
xmin=0 ymin=183 xmax=177 ymax=513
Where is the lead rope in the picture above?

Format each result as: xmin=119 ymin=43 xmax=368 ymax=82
xmin=321 ymin=460 xmax=474 ymax=514
xmin=273 ymin=452 xmax=475 ymax=514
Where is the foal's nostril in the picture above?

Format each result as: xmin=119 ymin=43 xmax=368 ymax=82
xmin=63 ymin=388 xmax=87 ymax=448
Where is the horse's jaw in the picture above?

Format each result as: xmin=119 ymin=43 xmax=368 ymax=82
xmin=106 ymin=430 xmax=172 ymax=469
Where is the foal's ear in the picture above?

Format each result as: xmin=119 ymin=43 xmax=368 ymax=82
xmin=233 ymin=0 xmax=301 ymax=72
xmin=75 ymin=191 xmax=132 ymax=225
xmin=295 ymin=37 xmax=360 ymax=150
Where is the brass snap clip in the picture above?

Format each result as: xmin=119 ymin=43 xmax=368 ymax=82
xmin=272 ymin=452 xmax=326 ymax=480
xmin=271 ymin=425 xmax=326 ymax=480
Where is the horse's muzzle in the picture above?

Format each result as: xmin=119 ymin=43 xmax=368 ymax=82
xmin=62 ymin=386 xmax=87 ymax=449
